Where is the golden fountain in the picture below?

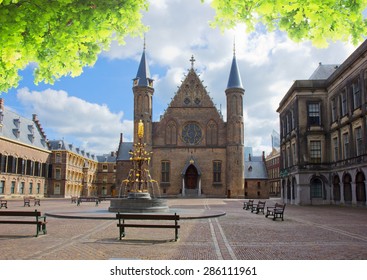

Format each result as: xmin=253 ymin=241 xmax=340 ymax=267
xmin=109 ymin=120 xmax=168 ymax=212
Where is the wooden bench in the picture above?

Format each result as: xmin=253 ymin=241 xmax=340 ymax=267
xmin=116 ymin=213 xmax=180 ymax=241
xmin=265 ymin=203 xmax=286 ymax=221
xmin=0 ymin=210 xmax=47 ymax=237
xmin=77 ymin=197 xmax=99 ymax=206
xmin=243 ymin=199 xmax=254 ymax=210
xmin=0 ymin=199 xmax=8 ymax=209
xmin=23 ymin=197 xmax=40 ymax=207
xmin=251 ymin=200 xmax=266 ymax=214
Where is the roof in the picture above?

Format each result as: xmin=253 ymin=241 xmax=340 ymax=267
xmin=227 ymin=55 xmax=244 ymax=89
xmin=48 ymin=139 xmax=97 ymax=161
xmin=244 ymin=147 xmax=268 ymax=178
xmin=96 ymin=153 xmax=117 ymax=163
xmin=0 ymin=107 xmax=49 ymax=151
xmin=245 ymin=157 xmax=268 ymax=179
xmin=116 ymin=142 xmax=134 ymax=161
xmin=134 ymin=50 xmax=153 ymax=87
xmin=309 ymin=63 xmax=339 ymax=80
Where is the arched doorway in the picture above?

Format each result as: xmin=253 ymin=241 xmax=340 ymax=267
xmin=356 ymin=172 xmax=366 ymax=203
xmin=343 ymin=173 xmax=352 ymax=203
xmin=333 ymin=175 xmax=341 ymax=202
xmin=310 ymin=178 xmax=323 ymax=199
xmin=185 ymin=165 xmax=198 ymax=190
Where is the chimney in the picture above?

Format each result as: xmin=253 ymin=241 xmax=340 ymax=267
xmin=120 ymin=133 xmax=123 ymax=143
xmin=248 ymin=153 xmax=251 ymax=161
xmin=262 ymin=151 xmax=265 ymax=161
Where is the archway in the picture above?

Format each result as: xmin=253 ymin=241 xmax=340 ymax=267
xmin=333 ymin=175 xmax=341 ymax=202
xmin=310 ymin=177 xmax=323 ymax=199
xmin=343 ymin=173 xmax=352 ymax=203
xmin=356 ymin=172 xmax=366 ymax=203
xmin=185 ymin=164 xmax=198 ymax=190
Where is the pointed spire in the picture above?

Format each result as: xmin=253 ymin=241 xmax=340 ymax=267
xmin=226 ymin=45 xmax=243 ymax=90
xmin=134 ymin=36 xmax=153 ymax=87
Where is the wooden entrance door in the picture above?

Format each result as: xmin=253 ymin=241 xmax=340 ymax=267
xmin=185 ymin=165 xmax=198 ymax=189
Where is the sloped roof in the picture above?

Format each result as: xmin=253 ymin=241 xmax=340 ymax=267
xmin=245 ymin=157 xmax=268 ymax=179
xmin=116 ymin=142 xmax=134 ymax=161
xmin=1 ymin=107 xmax=48 ymax=151
xmin=48 ymin=139 xmax=96 ymax=161
xmin=309 ymin=63 xmax=339 ymax=80
xmin=96 ymin=153 xmax=117 ymax=163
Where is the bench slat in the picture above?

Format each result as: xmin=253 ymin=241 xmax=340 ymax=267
xmin=0 ymin=221 xmax=45 ymax=225
xmin=116 ymin=214 xmax=179 ymax=220
xmin=117 ymin=224 xmax=180 ymax=229
xmin=0 ymin=211 xmax=41 ymax=217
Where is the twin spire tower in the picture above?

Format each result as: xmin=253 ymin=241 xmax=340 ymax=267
xmin=129 ymin=39 xmax=245 ymax=198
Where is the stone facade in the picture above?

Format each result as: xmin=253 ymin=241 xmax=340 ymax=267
xmin=0 ymin=100 xmax=50 ymax=198
xmin=117 ymin=52 xmax=245 ymax=198
xmin=265 ymin=148 xmax=281 ymax=197
xmin=277 ymin=40 xmax=367 ymax=206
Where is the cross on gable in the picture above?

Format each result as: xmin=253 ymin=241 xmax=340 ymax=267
xmin=190 ymin=55 xmax=195 ymax=68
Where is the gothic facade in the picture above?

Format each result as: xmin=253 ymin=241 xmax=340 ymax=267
xmin=117 ymin=50 xmax=245 ymax=198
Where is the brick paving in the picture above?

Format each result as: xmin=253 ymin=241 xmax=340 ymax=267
xmin=0 ymin=198 xmax=366 ymax=260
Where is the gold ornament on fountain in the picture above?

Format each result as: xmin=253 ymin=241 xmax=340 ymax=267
xmin=138 ymin=119 xmax=144 ymax=139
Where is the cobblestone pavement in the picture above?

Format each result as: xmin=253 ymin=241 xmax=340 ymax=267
xmin=0 ymin=198 xmax=366 ymax=260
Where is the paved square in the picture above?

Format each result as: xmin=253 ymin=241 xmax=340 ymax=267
xmin=0 ymin=198 xmax=366 ymax=260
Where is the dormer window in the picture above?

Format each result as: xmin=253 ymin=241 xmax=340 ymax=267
xmin=13 ymin=118 xmax=21 ymax=128
xmin=28 ymin=125 xmax=34 ymax=134
xmin=28 ymin=134 xmax=35 ymax=143
xmin=13 ymin=129 xmax=20 ymax=138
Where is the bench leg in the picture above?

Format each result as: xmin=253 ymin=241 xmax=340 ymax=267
xmin=119 ymin=226 xmax=125 ymax=240
xmin=42 ymin=224 xmax=47 ymax=234
xmin=175 ymin=227 xmax=178 ymax=242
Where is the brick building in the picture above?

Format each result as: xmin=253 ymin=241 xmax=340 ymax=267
xmin=244 ymin=151 xmax=269 ymax=199
xmin=117 ymin=49 xmax=245 ymax=198
xmin=0 ymin=99 xmax=50 ymax=198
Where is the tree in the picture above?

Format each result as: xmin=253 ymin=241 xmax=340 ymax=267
xmin=0 ymin=0 xmax=148 ymax=92
xmin=209 ymin=0 xmax=367 ymax=47
xmin=1 ymin=0 xmax=367 ymax=93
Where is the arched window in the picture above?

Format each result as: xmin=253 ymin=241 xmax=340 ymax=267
xmin=310 ymin=178 xmax=323 ymax=198
xmin=206 ymin=120 xmax=218 ymax=146
xmin=165 ymin=121 xmax=177 ymax=145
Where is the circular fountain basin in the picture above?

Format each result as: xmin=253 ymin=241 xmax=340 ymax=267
xmin=108 ymin=192 xmax=169 ymax=213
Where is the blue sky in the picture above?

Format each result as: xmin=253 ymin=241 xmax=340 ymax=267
xmin=1 ymin=0 xmax=359 ymax=156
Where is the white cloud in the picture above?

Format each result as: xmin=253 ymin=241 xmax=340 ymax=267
xmin=16 ymin=88 xmax=133 ymax=154
xmin=12 ymin=0 xmax=360 ymax=157
xmin=104 ymin=0 xmax=357 ymax=157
